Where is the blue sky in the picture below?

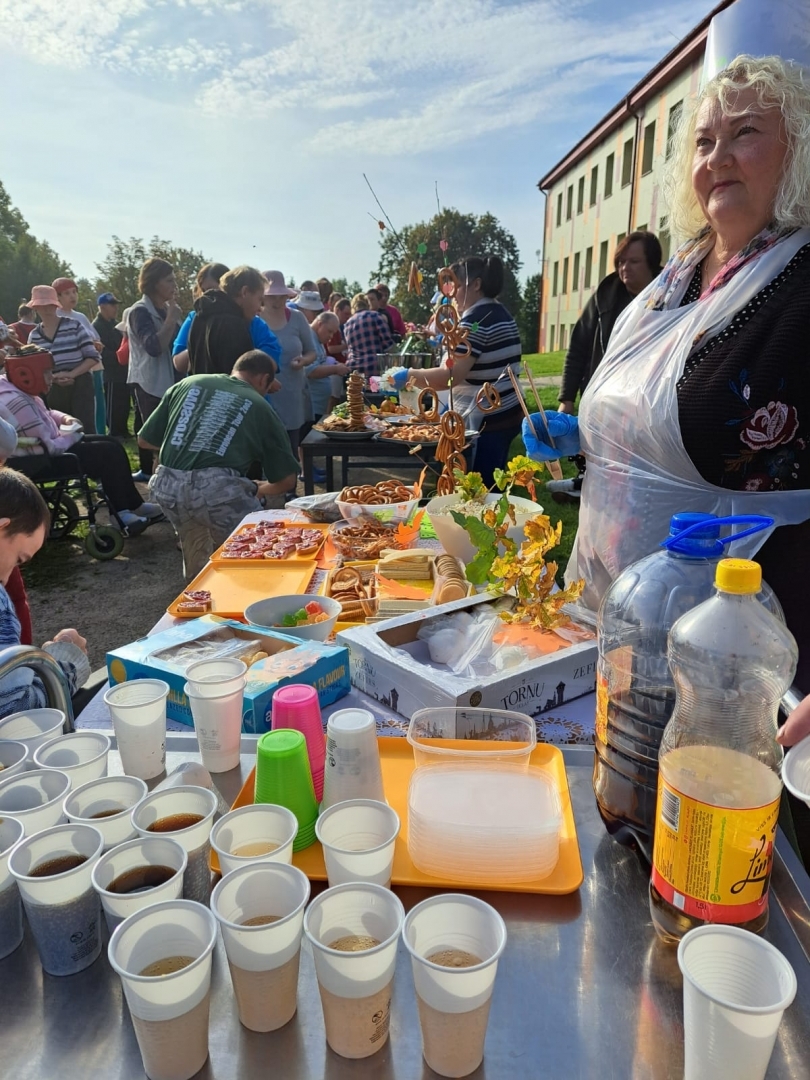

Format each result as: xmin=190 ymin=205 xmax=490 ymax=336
xmin=1 ymin=0 xmax=710 ymax=289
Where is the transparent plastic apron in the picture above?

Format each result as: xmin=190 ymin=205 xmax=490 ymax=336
xmin=568 ymin=229 xmax=810 ymax=614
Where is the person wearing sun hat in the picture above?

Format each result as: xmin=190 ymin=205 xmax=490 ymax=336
xmin=26 ymin=285 xmax=99 ymax=433
xmin=292 ymin=290 xmax=324 ymax=325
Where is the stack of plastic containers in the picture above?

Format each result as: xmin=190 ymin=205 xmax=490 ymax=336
xmin=405 ymin=708 xmax=561 ymax=885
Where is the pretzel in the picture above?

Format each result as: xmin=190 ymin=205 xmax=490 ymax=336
xmin=436 ymin=473 xmax=455 ymax=496
xmin=330 ymin=521 xmax=401 ymax=560
xmin=339 ymin=480 xmax=414 ymax=505
xmin=346 ymin=370 xmax=367 ymax=431
xmin=331 ymin=567 xmax=362 ymax=589
xmin=380 ymin=423 xmax=441 ymax=443
xmin=417 ymin=387 xmax=440 ymax=422
xmin=476 ymin=383 xmax=501 ymax=412
xmin=435 ymin=305 xmax=460 ymax=336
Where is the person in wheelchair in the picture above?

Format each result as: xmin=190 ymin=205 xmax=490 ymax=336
xmin=0 ymin=352 xmax=164 ymax=535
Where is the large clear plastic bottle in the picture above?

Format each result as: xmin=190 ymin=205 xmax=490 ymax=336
xmin=593 ymin=514 xmax=780 ymax=862
xmin=650 ymin=558 xmax=797 ymax=943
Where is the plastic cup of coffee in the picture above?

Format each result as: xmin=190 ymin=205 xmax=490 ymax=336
xmin=211 ymin=862 xmax=310 ymax=1032
xmin=185 ymin=658 xmax=247 ymax=698
xmin=104 ymin=679 xmax=169 ymax=780
xmin=303 ymin=881 xmax=405 ymax=1059
xmin=34 ymin=731 xmax=110 ymax=789
xmin=132 ymin=786 xmax=218 ymax=905
xmin=316 ymin=799 xmax=400 ymax=888
xmin=0 ymin=768 xmax=70 ymax=836
xmin=321 ymin=709 xmax=385 ymax=810
xmin=254 ymin=729 xmax=318 ymax=851
xmin=210 ymin=804 xmax=297 ymax=877
xmin=108 ymin=899 xmax=218 ymax=1080
xmin=0 ymin=739 xmax=30 ymax=780
xmin=9 ymin=822 xmax=104 ymax=976
xmin=0 ymin=709 xmax=66 ymax=753
xmin=0 ymin=817 xmax=25 ymax=960
xmin=271 ymin=684 xmax=326 ymax=801
xmin=184 ymin=679 xmax=244 ymax=773
xmin=402 ymin=894 xmax=507 ymax=1078
xmin=64 ymin=775 xmax=148 ymax=851
xmin=92 ymin=836 xmax=188 ymax=934
xmin=677 ymin=924 xmax=797 ymax=1080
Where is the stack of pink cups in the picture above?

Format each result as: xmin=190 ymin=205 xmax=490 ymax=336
xmin=271 ymin=685 xmax=325 ymax=802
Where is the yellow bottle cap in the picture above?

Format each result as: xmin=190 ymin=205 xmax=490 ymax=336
xmin=715 ymin=558 xmax=761 ymax=594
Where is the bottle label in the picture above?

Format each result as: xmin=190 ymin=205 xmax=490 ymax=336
xmin=651 ymin=775 xmax=780 ymax=923
xmin=595 ymin=673 xmax=608 ymax=745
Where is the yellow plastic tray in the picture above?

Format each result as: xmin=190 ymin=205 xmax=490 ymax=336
xmin=167 ymin=561 xmax=316 ymax=620
xmin=210 ymin=522 xmax=329 ymax=565
xmin=215 ymin=739 xmax=584 ymax=895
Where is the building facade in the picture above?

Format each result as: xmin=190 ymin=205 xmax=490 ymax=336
xmin=537 ymin=1 xmax=735 ymax=354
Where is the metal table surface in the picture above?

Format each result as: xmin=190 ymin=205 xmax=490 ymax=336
xmin=3 ymin=737 xmax=809 ymax=1080
xmin=300 ymin=429 xmax=437 ymax=495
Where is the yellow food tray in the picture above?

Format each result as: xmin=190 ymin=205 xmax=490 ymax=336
xmin=167 ymin=562 xmax=315 ymax=620
xmin=210 ymin=522 xmax=329 ymax=565
xmin=215 ymin=739 xmax=583 ymax=895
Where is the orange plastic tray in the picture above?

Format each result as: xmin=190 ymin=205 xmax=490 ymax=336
xmin=215 ymin=739 xmax=583 ymax=895
xmin=167 ymin=561 xmax=315 ymax=620
xmin=210 ymin=522 xmax=329 ymax=565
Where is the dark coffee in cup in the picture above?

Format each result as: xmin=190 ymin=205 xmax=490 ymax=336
xmin=108 ymin=865 xmax=179 ymax=895
xmin=30 ymin=855 xmax=88 ymax=878
xmin=147 ymin=814 xmax=203 ymax=833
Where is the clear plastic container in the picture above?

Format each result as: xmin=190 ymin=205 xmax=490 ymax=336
xmin=650 ymin=558 xmax=797 ymax=943
xmin=407 ymin=707 xmax=536 ymax=770
xmin=593 ymin=513 xmax=780 ymax=862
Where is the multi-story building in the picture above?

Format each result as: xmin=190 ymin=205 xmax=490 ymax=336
xmin=537 ymin=0 xmax=735 ymax=353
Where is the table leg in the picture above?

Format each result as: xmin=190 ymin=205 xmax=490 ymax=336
xmin=342 ymin=456 xmax=349 ymax=487
xmin=303 ymin=449 xmax=315 ymax=496
xmin=325 ymin=457 xmax=334 ymax=492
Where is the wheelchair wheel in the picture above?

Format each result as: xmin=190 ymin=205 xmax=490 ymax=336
xmin=85 ymin=525 xmax=124 ymax=561
xmin=49 ymin=494 xmax=81 ymax=540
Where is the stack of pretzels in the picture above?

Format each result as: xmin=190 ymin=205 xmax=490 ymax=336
xmin=346 ymin=370 xmax=366 ymax=431
xmin=327 ymin=566 xmax=377 ymax=621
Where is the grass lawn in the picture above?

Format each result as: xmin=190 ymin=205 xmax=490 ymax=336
xmin=522 ymin=351 xmax=564 ymax=377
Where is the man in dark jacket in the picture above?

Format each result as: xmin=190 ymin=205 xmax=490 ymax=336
xmin=187 ymin=266 xmax=266 ymax=375
xmin=92 ymin=292 xmax=130 ymax=437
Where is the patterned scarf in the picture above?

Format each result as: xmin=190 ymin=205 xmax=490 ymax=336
xmin=645 ymin=224 xmax=796 ymax=311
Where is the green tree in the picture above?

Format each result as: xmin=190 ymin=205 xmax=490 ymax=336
xmin=0 ymin=180 xmax=72 ymax=321
xmin=331 ymin=276 xmax=363 ymax=300
xmin=518 ymin=273 xmax=542 ymax=353
xmin=373 ymin=209 xmax=522 ymax=325
xmin=94 ymin=235 xmax=212 ymax=313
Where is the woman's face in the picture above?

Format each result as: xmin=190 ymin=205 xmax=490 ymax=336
xmin=153 ymin=274 xmax=177 ymax=303
xmin=616 ymin=241 xmax=655 ymax=295
xmin=263 ymin=294 xmax=287 ymax=314
xmin=0 ymin=522 xmax=46 ymax=585
xmin=692 ymin=87 xmax=788 ymax=244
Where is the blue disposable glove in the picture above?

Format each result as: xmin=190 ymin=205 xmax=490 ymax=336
xmin=521 ymin=412 xmax=580 ymax=461
xmin=386 ymin=366 xmax=410 ymax=389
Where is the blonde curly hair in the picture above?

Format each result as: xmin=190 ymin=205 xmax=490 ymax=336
xmin=664 ymin=54 xmax=810 ymax=241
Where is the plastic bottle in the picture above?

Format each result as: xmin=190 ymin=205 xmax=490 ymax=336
xmin=593 ymin=514 xmax=780 ymax=862
xmin=650 ymin=558 xmax=797 ymax=943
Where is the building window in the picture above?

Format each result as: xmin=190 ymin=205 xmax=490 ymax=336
xmin=566 ymin=185 xmax=573 ymax=220
xmin=659 ymin=215 xmax=671 ymax=262
xmin=598 ymin=239 xmax=609 ymax=282
xmin=621 ymin=138 xmax=634 ymax=187
xmin=641 ymin=121 xmax=656 ymax=174
xmin=604 ymin=153 xmax=614 ymax=198
xmin=552 ymin=261 xmax=559 ymax=297
xmin=560 ymin=324 xmax=567 ymax=350
xmin=572 ymin=252 xmax=581 ymax=291
xmin=590 ymin=167 xmax=598 ymax=207
xmin=584 ymin=246 xmax=593 ymax=288
xmin=667 ymin=100 xmax=683 ymax=159
xmin=617 ymin=232 xmax=626 ymax=246
xmin=562 ymin=256 xmax=569 ymax=295
xmin=636 ymin=223 xmax=648 ymax=233
xmin=577 ymin=176 xmax=585 ymax=214
xmin=549 ymin=324 xmax=556 ymax=352
xmin=556 ymin=192 xmax=563 ymax=227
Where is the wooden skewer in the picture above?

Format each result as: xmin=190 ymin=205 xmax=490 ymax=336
xmin=506 ymin=366 xmax=540 ymax=442
xmin=521 ymin=361 xmax=564 ymax=481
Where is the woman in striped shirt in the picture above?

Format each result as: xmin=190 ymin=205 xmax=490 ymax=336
xmin=407 ymin=255 xmax=523 ymax=485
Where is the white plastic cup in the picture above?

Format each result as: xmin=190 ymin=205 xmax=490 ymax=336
xmin=34 ymin=731 xmax=110 ymax=789
xmin=303 ymin=882 xmax=405 ymax=1059
xmin=104 ymin=679 xmax=169 ymax=780
xmin=677 ymin=924 xmax=798 ymax=1080
xmin=402 ymin=894 xmax=507 ymax=1078
xmin=0 ymin=768 xmax=70 ymax=836
xmin=0 ymin=817 xmax=25 ymax=960
xmin=321 ymin=709 xmax=385 ymax=810
xmin=316 ymin=799 xmax=400 ymax=888
xmin=210 ymin=804 xmax=297 ymax=877
xmin=108 ymin=900 xmax=217 ymax=1080
xmin=185 ymin=658 xmax=247 ymax=698
xmin=132 ymin=786 xmax=218 ymax=905
xmin=92 ymin=836 xmax=188 ymax=934
xmin=184 ymin=679 xmax=244 ymax=773
xmin=211 ymin=862 xmax=310 ymax=1032
xmin=64 ymin=775 xmax=148 ymax=851
xmin=9 ymin=823 xmax=104 ymax=976
xmin=0 ymin=739 xmax=30 ymax=780
xmin=0 ymin=709 xmax=66 ymax=753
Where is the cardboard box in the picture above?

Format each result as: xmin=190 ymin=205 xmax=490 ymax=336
xmin=336 ymin=594 xmax=596 ymax=720
xmin=107 ymin=617 xmax=350 ymax=734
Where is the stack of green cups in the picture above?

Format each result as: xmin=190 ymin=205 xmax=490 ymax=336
xmin=254 ymin=730 xmax=318 ymax=851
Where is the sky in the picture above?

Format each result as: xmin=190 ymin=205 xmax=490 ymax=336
xmin=0 ymin=0 xmax=711 ymax=290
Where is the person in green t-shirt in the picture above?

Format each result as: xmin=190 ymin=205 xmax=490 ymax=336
xmin=138 ymin=350 xmax=298 ymax=579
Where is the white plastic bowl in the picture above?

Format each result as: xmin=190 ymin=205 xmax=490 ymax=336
xmin=425 ymin=493 xmax=544 ymax=563
xmin=783 ymin=734 xmax=810 ymax=808
xmin=244 ymin=594 xmax=341 ymax=641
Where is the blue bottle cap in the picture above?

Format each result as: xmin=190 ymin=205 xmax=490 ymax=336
xmin=667 ymin=513 xmax=720 ymax=555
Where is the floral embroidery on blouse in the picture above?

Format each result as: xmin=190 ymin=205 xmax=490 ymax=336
xmin=723 ymin=370 xmax=804 ymax=490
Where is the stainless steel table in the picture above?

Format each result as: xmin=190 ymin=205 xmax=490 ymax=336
xmin=3 ymin=737 xmax=809 ymax=1079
